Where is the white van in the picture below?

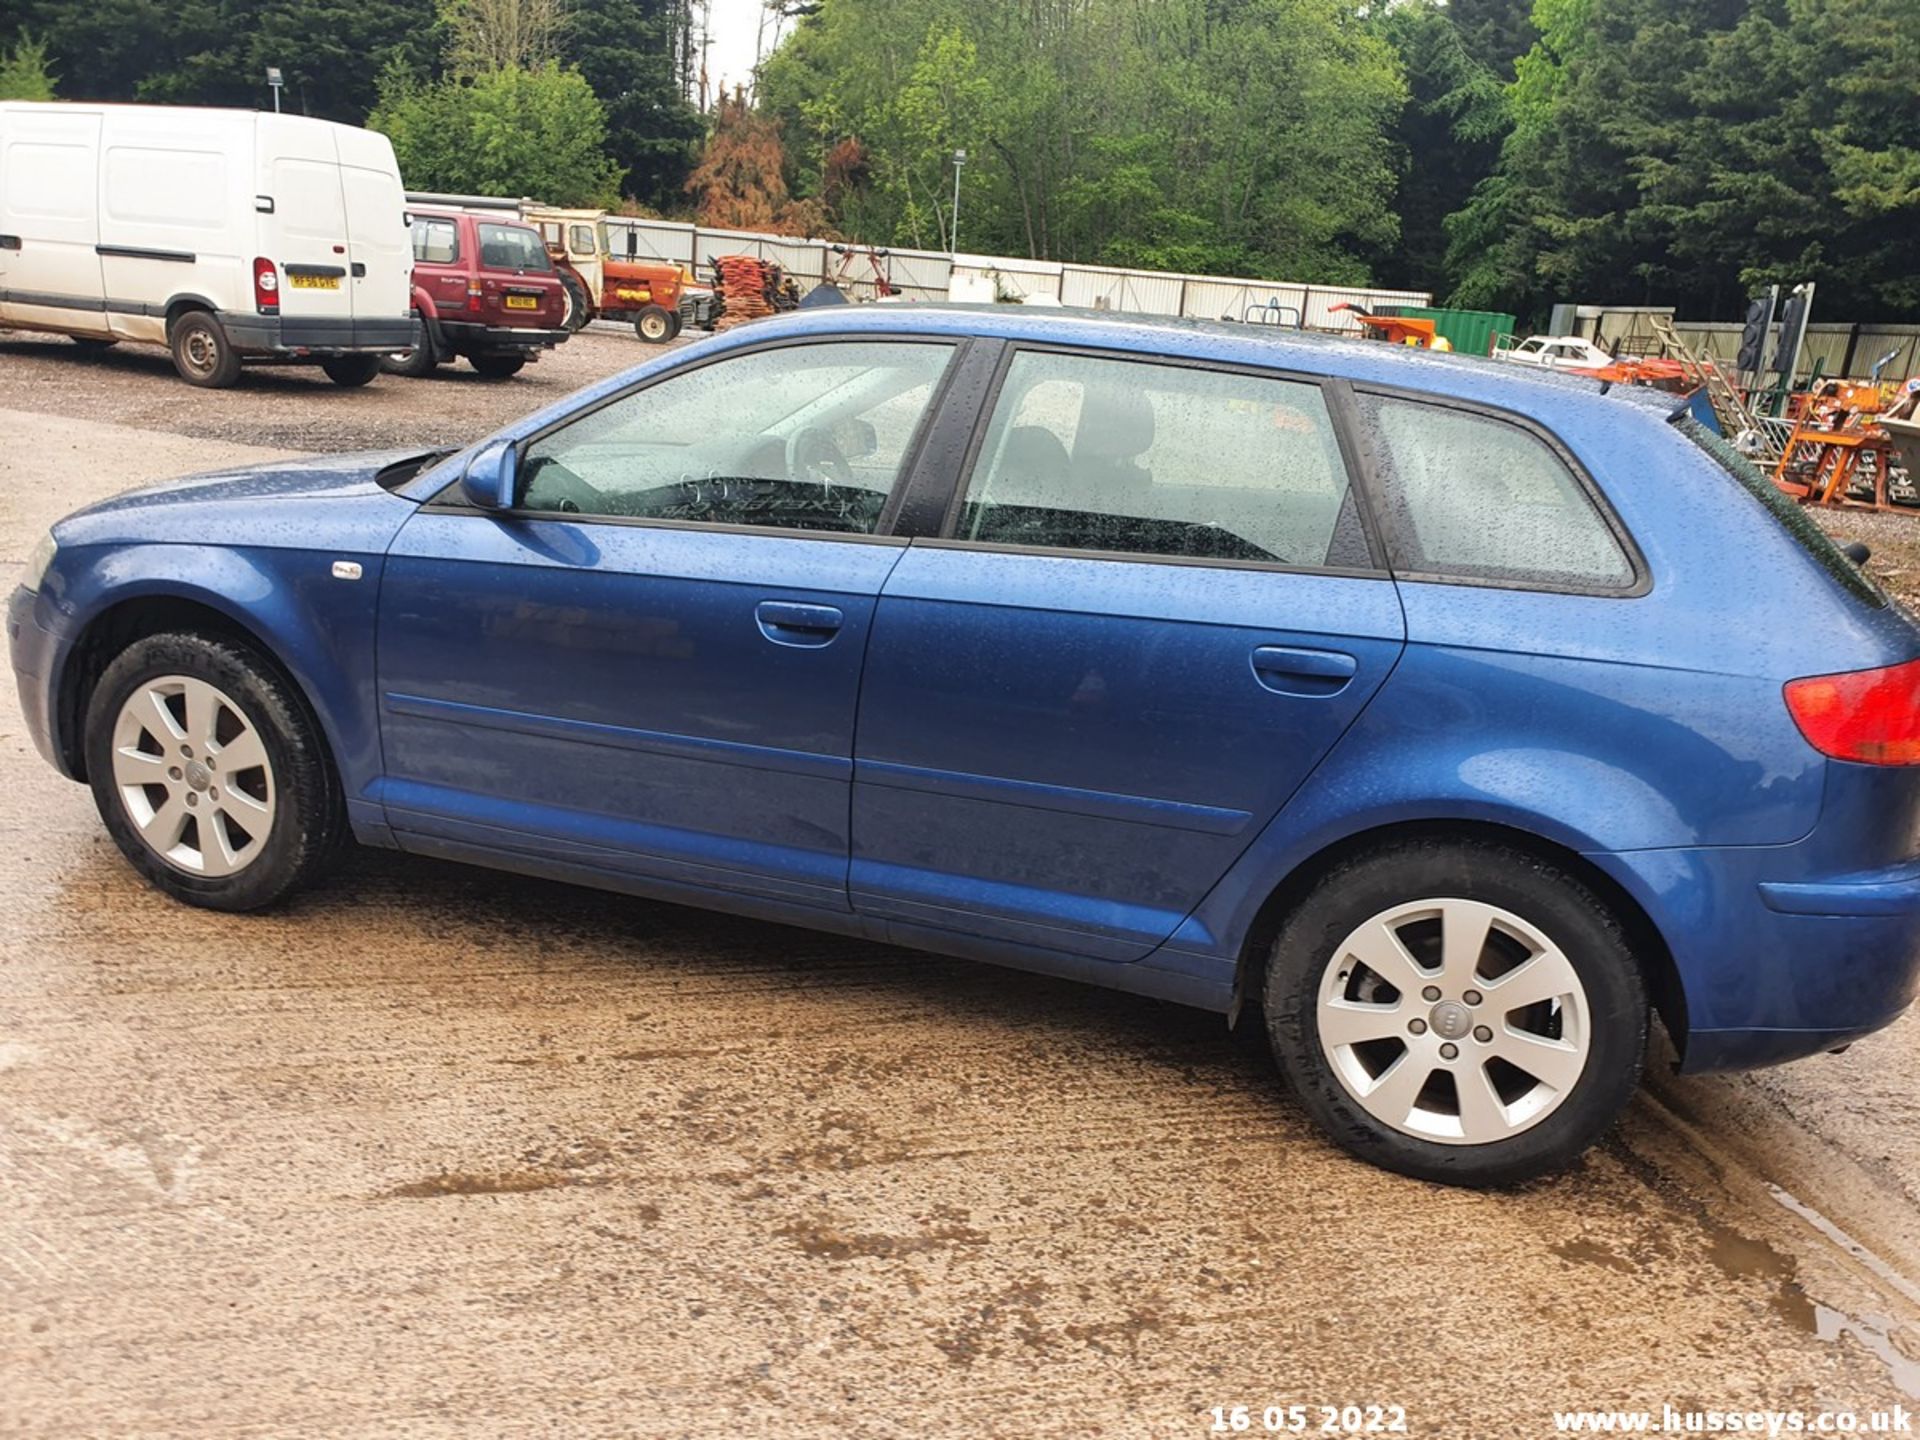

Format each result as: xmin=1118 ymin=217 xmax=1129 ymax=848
xmin=0 ymin=102 xmax=416 ymax=387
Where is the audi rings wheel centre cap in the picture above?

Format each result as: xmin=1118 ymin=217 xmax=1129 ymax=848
xmin=1429 ymin=1000 xmax=1472 ymax=1041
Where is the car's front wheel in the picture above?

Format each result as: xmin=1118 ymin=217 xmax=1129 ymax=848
xmin=84 ymin=632 xmax=345 ymax=911
xmin=1263 ymin=838 xmax=1646 ymax=1187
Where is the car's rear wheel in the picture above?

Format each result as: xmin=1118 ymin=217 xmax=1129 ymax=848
xmin=469 ymin=353 xmax=526 ymax=379
xmin=382 ymin=319 xmax=440 ymax=377
xmin=168 ymin=311 xmax=241 ymax=388
xmin=84 ymin=632 xmax=345 ymax=912
xmin=321 ymin=355 xmax=381 ymax=388
xmin=1263 ymin=838 xmax=1646 ymax=1187
xmin=634 ymin=304 xmax=675 ymax=343
xmin=559 ymin=271 xmax=591 ymax=331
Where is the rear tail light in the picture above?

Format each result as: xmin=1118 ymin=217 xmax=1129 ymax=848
xmin=1784 ymin=659 xmax=1920 ymax=765
xmin=467 ymin=280 xmax=484 ymax=313
xmin=253 ymin=257 xmax=279 ymax=315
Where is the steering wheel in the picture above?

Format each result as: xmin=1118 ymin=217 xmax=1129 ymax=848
xmin=520 ymin=455 xmax=607 ymax=515
xmin=785 ymin=426 xmax=854 ymax=489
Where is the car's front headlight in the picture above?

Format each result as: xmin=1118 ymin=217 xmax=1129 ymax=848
xmin=19 ymin=532 xmax=56 ymax=593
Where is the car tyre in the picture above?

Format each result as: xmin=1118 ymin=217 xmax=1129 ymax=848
xmin=321 ymin=355 xmax=382 ymax=388
xmin=634 ymin=304 xmax=675 ymax=343
xmin=1263 ymin=837 xmax=1646 ymax=1187
xmin=168 ymin=311 xmax=242 ymax=389
xmin=469 ymin=353 xmax=526 ymax=380
xmin=559 ymin=271 xmax=591 ymax=331
xmin=382 ymin=320 xmax=440 ymax=377
xmin=84 ymin=631 xmax=346 ymax=912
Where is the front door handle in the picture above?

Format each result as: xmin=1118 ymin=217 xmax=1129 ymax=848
xmin=755 ymin=600 xmax=844 ymax=648
xmin=1251 ymin=644 xmax=1357 ymax=697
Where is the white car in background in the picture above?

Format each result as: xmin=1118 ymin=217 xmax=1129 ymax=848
xmin=1495 ymin=334 xmax=1618 ymax=371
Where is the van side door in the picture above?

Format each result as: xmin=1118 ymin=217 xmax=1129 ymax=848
xmin=0 ymin=106 xmax=107 ymax=336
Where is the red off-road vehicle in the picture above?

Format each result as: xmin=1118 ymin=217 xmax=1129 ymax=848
xmin=385 ymin=209 xmax=569 ymax=379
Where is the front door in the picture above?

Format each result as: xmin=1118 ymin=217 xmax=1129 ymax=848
xmin=851 ymin=348 xmax=1406 ymax=960
xmin=375 ymin=337 xmax=961 ymax=910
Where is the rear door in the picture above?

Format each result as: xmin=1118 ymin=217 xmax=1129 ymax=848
xmin=0 ymin=106 xmax=106 ymax=334
xmin=334 ymin=125 xmax=410 ymax=340
xmin=257 ymin=116 xmax=351 ymax=328
xmin=850 ymin=347 xmax=1406 ymax=961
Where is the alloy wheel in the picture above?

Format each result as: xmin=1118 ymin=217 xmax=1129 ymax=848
xmin=110 ymin=675 xmax=276 ymax=877
xmin=1315 ymin=898 xmax=1591 ymax=1144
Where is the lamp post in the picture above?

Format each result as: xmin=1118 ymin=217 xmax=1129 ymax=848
xmin=266 ymin=67 xmax=284 ymax=113
xmin=950 ymin=148 xmax=967 ymax=256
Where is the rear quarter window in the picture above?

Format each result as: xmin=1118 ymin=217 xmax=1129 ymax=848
xmin=1355 ymin=394 xmax=1637 ymax=592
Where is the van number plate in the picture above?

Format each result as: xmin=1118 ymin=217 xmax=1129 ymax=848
xmin=504 ymin=295 xmax=539 ymax=309
xmin=288 ymin=274 xmax=339 ymax=290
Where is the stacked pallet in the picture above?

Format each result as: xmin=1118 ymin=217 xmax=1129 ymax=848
xmin=714 ymin=255 xmax=776 ymax=330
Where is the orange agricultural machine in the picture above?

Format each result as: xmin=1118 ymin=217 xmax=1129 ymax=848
xmin=1332 ymin=304 xmax=1453 ymax=350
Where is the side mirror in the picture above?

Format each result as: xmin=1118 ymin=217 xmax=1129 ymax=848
xmin=460 ymin=439 xmax=518 ymax=510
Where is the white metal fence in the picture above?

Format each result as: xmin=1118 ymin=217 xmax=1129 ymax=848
xmin=601 ymin=215 xmax=1431 ymax=333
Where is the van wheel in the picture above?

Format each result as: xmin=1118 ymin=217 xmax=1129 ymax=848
xmin=321 ymin=355 xmax=381 ymax=388
xmin=169 ymin=312 xmax=242 ymax=389
xmin=469 ymin=353 xmax=526 ymax=380
xmin=1262 ymin=838 xmax=1647 ymax=1188
xmin=634 ymin=305 xmax=675 ymax=343
xmin=559 ymin=272 xmax=591 ymax=331
xmin=84 ymin=631 xmax=345 ymax=912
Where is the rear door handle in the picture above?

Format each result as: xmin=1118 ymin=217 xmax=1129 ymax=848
xmin=1251 ymin=645 xmax=1358 ymax=697
xmin=0 ymin=234 xmax=20 ymax=251
xmin=351 ymin=261 xmax=367 ymax=278
xmin=755 ymin=600 xmax=844 ymax=648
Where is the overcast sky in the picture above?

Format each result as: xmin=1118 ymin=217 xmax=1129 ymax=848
xmin=699 ymin=0 xmax=793 ymax=103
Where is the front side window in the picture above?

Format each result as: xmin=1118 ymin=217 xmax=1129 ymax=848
xmin=956 ymin=351 xmax=1369 ymax=568
xmin=476 ymin=223 xmax=550 ymax=271
xmin=569 ymin=223 xmax=597 ymax=257
xmin=1356 ymin=394 xmax=1635 ymax=590
xmin=516 ymin=341 xmax=956 ymax=534
xmin=410 ymin=216 xmax=459 ymax=264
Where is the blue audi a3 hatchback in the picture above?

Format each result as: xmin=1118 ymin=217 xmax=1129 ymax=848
xmin=12 ymin=307 xmax=1920 ymax=1185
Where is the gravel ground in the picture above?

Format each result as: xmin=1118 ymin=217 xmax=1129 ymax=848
xmin=1813 ymin=507 xmax=1920 ymax=612
xmin=0 ymin=323 xmax=681 ymax=454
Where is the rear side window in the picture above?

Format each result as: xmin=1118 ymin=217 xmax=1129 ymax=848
xmin=1356 ymin=395 xmax=1635 ymax=591
xmin=1675 ymin=415 xmax=1885 ymax=608
xmin=957 ymin=351 xmax=1372 ymax=568
xmin=410 ymin=217 xmax=459 ymax=264
xmin=477 ymin=223 xmax=550 ymax=271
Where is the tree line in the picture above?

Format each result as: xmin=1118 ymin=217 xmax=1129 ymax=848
xmin=3 ymin=0 xmax=1917 ymax=325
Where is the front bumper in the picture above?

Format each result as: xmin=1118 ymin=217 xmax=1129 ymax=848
xmin=221 ymin=313 xmax=421 ymax=355
xmin=9 ymin=584 xmax=67 ymax=776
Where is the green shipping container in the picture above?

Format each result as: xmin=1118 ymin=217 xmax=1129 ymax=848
xmin=1380 ymin=306 xmax=1518 ymax=358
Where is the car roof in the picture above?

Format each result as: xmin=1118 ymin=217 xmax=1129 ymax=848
xmin=730 ymin=303 xmax=1625 ymax=416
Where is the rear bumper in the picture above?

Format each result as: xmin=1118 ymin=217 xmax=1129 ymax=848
xmin=9 ymin=584 xmax=68 ymax=776
xmin=222 ymin=313 xmax=421 ymax=355
xmin=1598 ymin=845 xmax=1920 ymax=1073
xmin=436 ymin=320 xmax=568 ymax=352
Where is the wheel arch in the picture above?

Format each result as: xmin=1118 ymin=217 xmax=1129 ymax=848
xmin=55 ymin=589 xmax=341 ymax=795
xmin=162 ymin=295 xmax=222 ymax=332
xmin=1230 ymin=818 xmax=1688 ymax=1062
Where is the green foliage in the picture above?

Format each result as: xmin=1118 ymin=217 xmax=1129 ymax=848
xmin=0 ymin=35 xmax=57 ymax=100
xmin=370 ymin=61 xmax=622 ymax=206
xmin=561 ymin=0 xmax=704 ymax=207
xmin=760 ymin=0 xmax=1404 ymax=284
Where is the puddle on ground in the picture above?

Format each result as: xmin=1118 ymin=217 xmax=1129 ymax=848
xmin=1684 ymin=1186 xmax=1920 ymax=1398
